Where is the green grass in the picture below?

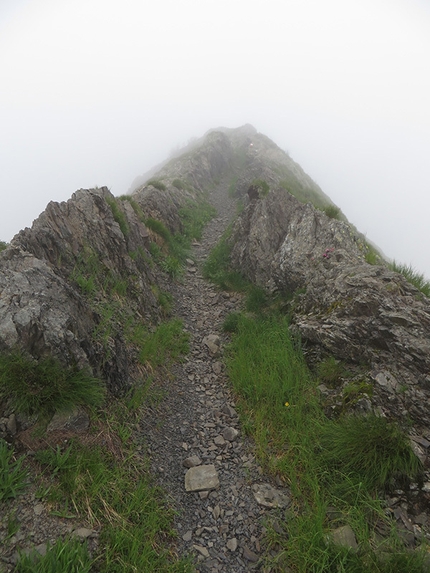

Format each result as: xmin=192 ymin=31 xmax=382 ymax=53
xmin=322 ymin=205 xmax=341 ymax=220
xmin=224 ymin=311 xmax=425 ymax=572
xmin=172 ymin=178 xmax=185 ymax=190
xmin=71 ymin=247 xmax=129 ymax=298
xmin=15 ymin=536 xmax=93 ymax=573
xmin=0 ymin=241 xmax=8 ymax=252
xmin=146 ymin=199 xmax=215 ymax=278
xmin=131 ymin=319 xmax=189 ymax=368
xmin=146 ymin=218 xmax=172 ymax=243
xmin=0 ymin=351 xmax=105 ymax=418
xmin=147 ymin=179 xmax=166 ymax=191
xmin=0 ymin=439 xmax=28 ymax=501
xmin=363 ymin=242 xmax=383 ymax=265
xmin=252 ymin=178 xmax=270 ymax=197
xmin=33 ymin=428 xmax=192 ymax=572
xmin=319 ymin=414 xmax=422 ymax=493
xmin=317 ymin=356 xmax=346 ymax=387
xmin=106 ymin=197 xmax=130 ymax=237
xmin=389 ymin=261 xmax=430 ymax=297
xmin=202 ymin=233 xmax=248 ymax=291
xmin=178 ymin=200 xmax=216 ymax=243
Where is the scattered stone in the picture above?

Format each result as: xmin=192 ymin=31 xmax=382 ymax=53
xmin=211 ymin=362 xmax=222 ymax=375
xmin=47 ymin=408 xmax=90 ymax=433
xmin=251 ymin=483 xmax=290 ymax=508
xmin=222 ymin=427 xmax=239 ymax=442
xmin=182 ymin=530 xmax=193 ymax=542
xmin=213 ymin=505 xmax=221 ymax=519
xmin=185 ymin=465 xmax=220 ymax=492
xmin=243 ymin=545 xmax=259 ymax=562
xmin=214 ymin=435 xmax=226 ymax=446
xmin=202 ymin=334 xmax=220 ymax=355
xmin=222 ymin=404 xmax=237 ymax=418
xmin=193 ymin=544 xmax=210 ymax=558
xmin=330 ymin=525 xmax=358 ymax=551
xmin=6 ymin=414 xmax=17 ymax=435
xmin=227 ymin=538 xmax=238 ymax=551
xmin=183 ymin=455 xmax=202 ymax=468
xmin=33 ymin=503 xmax=44 ymax=516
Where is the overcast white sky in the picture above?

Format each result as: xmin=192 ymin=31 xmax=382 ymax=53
xmin=1 ymin=0 xmax=430 ymax=277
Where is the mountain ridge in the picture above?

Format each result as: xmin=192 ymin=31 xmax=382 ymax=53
xmin=1 ymin=125 xmax=430 ymax=570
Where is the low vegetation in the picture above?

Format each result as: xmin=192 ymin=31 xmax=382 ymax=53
xmin=147 ymin=179 xmax=166 ymax=191
xmin=13 ymin=392 xmax=193 ymax=572
xmin=389 ymin=260 xmax=430 ymax=297
xmin=227 ymin=177 xmax=238 ymax=198
xmin=252 ymin=178 xmax=270 ymax=197
xmin=202 ymin=231 xmax=247 ymax=291
xmin=0 ymin=351 xmax=105 ymax=419
xmin=130 ymin=319 xmax=189 ymax=369
xmin=0 ymin=241 xmax=8 ymax=252
xmin=145 ymin=199 xmax=215 ymax=279
xmin=105 ymin=197 xmax=130 ymax=237
xmin=1 ymin=320 xmax=191 ymax=572
xmin=0 ymin=440 xmax=28 ymax=502
xmin=204 ymin=234 xmax=427 ymax=572
xmin=172 ymin=178 xmax=185 ymax=190
xmin=322 ymin=204 xmax=341 ymax=220
xmin=280 ymin=177 xmax=328 ymax=210
xmin=15 ymin=537 xmax=92 ymax=573
xmin=222 ymin=310 xmax=425 ymax=572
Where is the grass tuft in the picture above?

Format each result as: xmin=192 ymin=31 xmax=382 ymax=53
xmin=0 ymin=351 xmax=105 ymax=418
xmin=389 ymin=260 xmax=430 ymax=297
xmin=203 ymin=234 xmax=248 ymax=291
xmin=106 ymin=197 xmax=130 ymax=237
xmin=322 ymin=204 xmax=341 ymax=220
xmin=15 ymin=536 xmax=92 ymax=573
xmin=319 ymin=414 xmax=423 ymax=492
xmin=172 ymin=178 xmax=185 ymax=190
xmin=147 ymin=179 xmax=166 ymax=191
xmin=131 ymin=319 xmax=189 ymax=368
xmin=0 ymin=440 xmax=28 ymax=501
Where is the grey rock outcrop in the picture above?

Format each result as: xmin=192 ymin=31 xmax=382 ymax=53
xmin=1 ymin=187 xmax=163 ymax=396
xmin=229 ymin=187 xmax=430 ymax=429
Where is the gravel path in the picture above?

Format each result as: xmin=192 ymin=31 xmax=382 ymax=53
xmin=138 ymin=185 xmax=290 ymax=572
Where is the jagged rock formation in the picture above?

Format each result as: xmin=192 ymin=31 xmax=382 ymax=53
xmin=229 ymin=186 xmax=430 ymax=434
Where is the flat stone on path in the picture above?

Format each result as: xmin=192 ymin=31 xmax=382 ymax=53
xmin=243 ymin=545 xmax=259 ymax=562
xmin=185 ymin=464 xmax=219 ymax=492
xmin=193 ymin=544 xmax=210 ymax=558
xmin=222 ymin=404 xmax=237 ymax=418
xmin=183 ymin=455 xmax=202 ymax=468
xmin=222 ymin=427 xmax=239 ymax=441
xmin=252 ymin=483 xmax=290 ymax=508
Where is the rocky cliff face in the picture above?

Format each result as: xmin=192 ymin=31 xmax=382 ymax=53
xmin=229 ymin=186 xmax=430 ymax=434
xmin=1 ymin=187 xmax=158 ymax=395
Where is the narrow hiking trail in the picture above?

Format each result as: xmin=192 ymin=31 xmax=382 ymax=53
xmin=138 ymin=185 xmax=291 ymax=572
